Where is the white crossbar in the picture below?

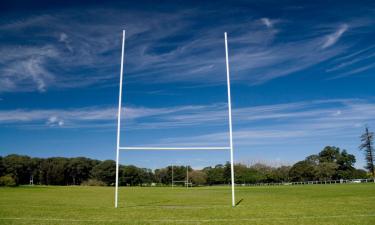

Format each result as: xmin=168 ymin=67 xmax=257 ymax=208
xmin=119 ymin=146 xmax=230 ymax=150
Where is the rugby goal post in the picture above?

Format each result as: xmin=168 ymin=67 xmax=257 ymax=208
xmin=171 ymin=165 xmax=192 ymax=188
xmin=115 ymin=30 xmax=235 ymax=207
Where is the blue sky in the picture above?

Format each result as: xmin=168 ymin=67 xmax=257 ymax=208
xmin=1 ymin=0 xmax=375 ymax=169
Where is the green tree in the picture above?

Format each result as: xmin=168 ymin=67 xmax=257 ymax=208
xmin=29 ymin=157 xmax=43 ymax=185
xmin=306 ymin=147 xmax=356 ymax=180
xmin=91 ymin=160 xmax=116 ymax=186
xmin=318 ymin=146 xmax=340 ymax=163
xmin=270 ymin=166 xmax=291 ymax=182
xmin=68 ymin=157 xmax=99 ymax=185
xmin=359 ymin=126 xmax=375 ymax=177
xmin=250 ymin=163 xmax=274 ymax=183
xmin=204 ymin=165 xmax=225 ymax=185
xmin=350 ymin=169 xmax=369 ymax=179
xmin=39 ymin=157 xmax=69 ymax=185
xmin=0 ymin=175 xmax=16 ymax=186
xmin=223 ymin=162 xmax=232 ymax=184
xmin=0 ymin=156 xmax=4 ymax=177
xmin=336 ymin=150 xmax=356 ymax=179
xmin=337 ymin=150 xmax=356 ymax=170
xmin=233 ymin=164 xmax=248 ymax=184
xmin=289 ymin=160 xmax=317 ymax=181
xmin=316 ymin=162 xmax=338 ymax=181
xmin=3 ymin=154 xmax=32 ymax=184
xmin=154 ymin=168 xmax=168 ymax=184
xmin=190 ymin=170 xmax=207 ymax=185
xmin=139 ymin=168 xmax=154 ymax=185
xmin=120 ymin=165 xmax=152 ymax=186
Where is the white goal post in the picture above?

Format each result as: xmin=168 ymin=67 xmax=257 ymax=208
xmin=115 ymin=30 xmax=235 ymax=208
xmin=171 ymin=165 xmax=193 ymax=188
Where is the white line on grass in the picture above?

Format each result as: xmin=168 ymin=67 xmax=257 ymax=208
xmin=1 ymin=214 xmax=375 ymax=223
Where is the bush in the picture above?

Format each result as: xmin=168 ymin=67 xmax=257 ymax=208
xmin=81 ymin=179 xmax=106 ymax=186
xmin=0 ymin=175 xmax=17 ymax=187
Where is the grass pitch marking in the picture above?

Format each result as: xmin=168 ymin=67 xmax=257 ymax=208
xmin=1 ymin=214 xmax=375 ymax=223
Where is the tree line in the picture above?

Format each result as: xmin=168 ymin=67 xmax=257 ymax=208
xmin=0 ymin=145 xmax=372 ymax=187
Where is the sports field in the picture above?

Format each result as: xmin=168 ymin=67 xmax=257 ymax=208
xmin=0 ymin=184 xmax=374 ymax=224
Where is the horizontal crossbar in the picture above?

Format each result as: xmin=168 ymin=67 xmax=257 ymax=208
xmin=119 ymin=146 xmax=230 ymax=150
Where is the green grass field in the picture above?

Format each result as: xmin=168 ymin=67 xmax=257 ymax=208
xmin=0 ymin=184 xmax=374 ymax=224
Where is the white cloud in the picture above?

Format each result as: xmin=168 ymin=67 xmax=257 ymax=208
xmin=0 ymin=45 xmax=58 ymax=92
xmin=47 ymin=116 xmax=64 ymax=127
xmin=333 ymin=110 xmax=342 ymax=116
xmin=152 ymin=99 xmax=375 ymax=148
xmin=333 ymin=62 xmax=375 ymax=78
xmin=322 ymin=24 xmax=348 ymax=49
xmin=59 ymin=33 xmax=68 ymax=42
xmin=326 ymin=47 xmax=375 ymax=73
xmin=1 ymin=99 xmax=375 ymax=136
xmin=260 ymin=18 xmax=273 ymax=28
xmin=59 ymin=32 xmax=73 ymax=52
xmin=0 ymin=104 xmax=221 ymax=128
xmin=0 ymin=8 xmax=360 ymax=92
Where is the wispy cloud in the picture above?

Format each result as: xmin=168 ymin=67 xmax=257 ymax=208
xmin=0 ymin=45 xmax=59 ymax=92
xmin=333 ymin=62 xmax=375 ymax=78
xmin=322 ymin=24 xmax=348 ymax=49
xmin=1 ymin=99 xmax=375 ymax=138
xmin=128 ymin=98 xmax=375 ymax=147
xmin=46 ymin=116 xmax=64 ymax=127
xmin=0 ymin=107 xmax=114 ymax=127
xmin=326 ymin=44 xmax=375 ymax=78
xmin=59 ymin=32 xmax=73 ymax=52
xmin=1 ymin=6 xmax=371 ymax=92
xmin=260 ymin=18 xmax=273 ymax=28
xmin=0 ymin=104 xmax=224 ymax=129
xmin=0 ymin=9 xmax=190 ymax=92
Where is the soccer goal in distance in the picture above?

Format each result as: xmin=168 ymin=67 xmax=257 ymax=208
xmin=114 ymin=30 xmax=235 ymax=208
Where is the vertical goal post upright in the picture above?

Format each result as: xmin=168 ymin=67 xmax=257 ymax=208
xmin=114 ymin=30 xmax=236 ymax=208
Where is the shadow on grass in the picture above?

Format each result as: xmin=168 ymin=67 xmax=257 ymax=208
xmin=235 ymin=198 xmax=244 ymax=206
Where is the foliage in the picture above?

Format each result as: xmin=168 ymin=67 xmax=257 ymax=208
xmin=289 ymin=146 xmax=357 ymax=182
xmin=0 ymin=175 xmax=17 ymax=186
xmin=154 ymin=165 xmax=190 ymax=185
xmin=91 ymin=160 xmax=116 ymax=186
xmin=203 ymin=164 xmax=225 ymax=185
xmin=120 ymin=165 xmax=153 ymax=186
xmin=68 ymin=157 xmax=100 ymax=185
xmin=289 ymin=160 xmax=317 ymax=181
xmin=189 ymin=170 xmax=207 ymax=185
xmin=0 ymin=145 xmax=368 ymax=186
xmin=0 ymin=156 xmax=4 ymax=177
xmin=3 ymin=154 xmax=32 ymax=185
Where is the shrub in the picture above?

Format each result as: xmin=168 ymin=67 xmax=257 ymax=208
xmin=81 ymin=179 xmax=106 ymax=186
xmin=0 ymin=175 xmax=17 ymax=187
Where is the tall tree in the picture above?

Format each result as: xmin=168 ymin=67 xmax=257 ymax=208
xmin=360 ymin=127 xmax=375 ymax=177
xmin=68 ymin=157 xmax=99 ymax=185
xmin=154 ymin=168 xmax=168 ymax=184
xmin=39 ymin=157 xmax=69 ymax=185
xmin=203 ymin=165 xmax=225 ymax=185
xmin=318 ymin=146 xmax=340 ymax=163
xmin=189 ymin=170 xmax=207 ymax=185
xmin=289 ymin=160 xmax=317 ymax=181
xmin=91 ymin=160 xmax=116 ymax=186
xmin=3 ymin=154 xmax=32 ymax=184
xmin=0 ymin=156 xmax=4 ymax=177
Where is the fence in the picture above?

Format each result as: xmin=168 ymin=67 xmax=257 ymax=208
xmin=243 ymin=178 xmax=375 ymax=186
